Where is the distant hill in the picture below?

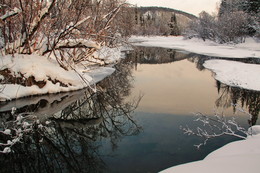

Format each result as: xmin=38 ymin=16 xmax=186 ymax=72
xmin=131 ymin=6 xmax=197 ymax=36
xmin=138 ymin=6 xmax=197 ymax=20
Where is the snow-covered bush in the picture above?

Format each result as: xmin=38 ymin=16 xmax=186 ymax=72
xmin=185 ymin=0 xmax=260 ymax=44
xmin=186 ymin=11 xmax=217 ymax=41
xmin=0 ymin=0 xmax=128 ymax=68
xmin=217 ymin=11 xmax=249 ymax=43
xmin=0 ymin=108 xmax=45 ymax=153
xmin=185 ymin=10 xmax=250 ymax=44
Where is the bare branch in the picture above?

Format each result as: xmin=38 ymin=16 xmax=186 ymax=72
xmin=181 ymin=108 xmax=250 ymax=149
xmin=20 ymin=0 xmax=56 ymax=48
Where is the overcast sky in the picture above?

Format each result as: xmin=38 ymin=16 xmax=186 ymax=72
xmin=126 ymin=0 xmax=221 ymax=16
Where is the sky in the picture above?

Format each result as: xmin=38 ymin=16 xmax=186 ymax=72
xmin=126 ymin=0 xmax=221 ymax=16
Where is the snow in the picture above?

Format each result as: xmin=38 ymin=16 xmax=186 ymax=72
xmin=2 ymin=147 xmax=11 ymax=154
xmin=0 ymin=47 xmax=122 ymax=101
xmin=29 ymin=1 xmax=53 ymax=34
xmin=3 ymin=129 xmax=11 ymax=135
xmin=160 ymin=126 xmax=260 ymax=173
xmin=56 ymin=39 xmax=101 ymax=49
xmin=130 ymin=36 xmax=260 ymax=59
xmin=203 ymin=60 xmax=260 ymax=91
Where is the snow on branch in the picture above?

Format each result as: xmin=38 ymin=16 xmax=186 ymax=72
xmin=181 ymin=107 xmax=252 ymax=149
xmin=41 ymin=38 xmax=100 ymax=56
xmin=0 ymin=108 xmax=49 ymax=154
xmin=55 ymin=17 xmax=91 ymax=41
xmin=56 ymin=39 xmax=100 ymax=49
xmin=0 ymin=7 xmax=21 ymax=21
xmin=98 ymin=3 xmax=126 ymax=35
xmin=21 ymin=0 xmax=56 ymax=47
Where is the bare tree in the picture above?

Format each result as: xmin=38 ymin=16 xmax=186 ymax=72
xmin=0 ymin=0 xmax=128 ymax=69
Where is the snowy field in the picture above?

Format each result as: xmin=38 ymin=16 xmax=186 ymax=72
xmin=130 ymin=36 xmax=260 ymax=91
xmin=160 ymin=126 xmax=260 ymax=173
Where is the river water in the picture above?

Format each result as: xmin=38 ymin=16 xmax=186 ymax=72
xmin=0 ymin=46 xmax=259 ymax=173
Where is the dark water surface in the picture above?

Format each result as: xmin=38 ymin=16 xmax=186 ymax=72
xmin=0 ymin=47 xmax=259 ymax=173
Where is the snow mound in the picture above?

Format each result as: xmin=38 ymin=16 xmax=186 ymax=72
xmin=203 ymin=60 xmax=260 ymax=91
xmin=0 ymin=51 xmax=120 ymax=101
xmin=160 ymin=126 xmax=260 ymax=173
xmin=249 ymin=125 xmax=260 ymax=135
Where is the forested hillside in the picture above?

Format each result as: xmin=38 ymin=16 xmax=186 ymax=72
xmin=131 ymin=7 xmax=197 ymax=36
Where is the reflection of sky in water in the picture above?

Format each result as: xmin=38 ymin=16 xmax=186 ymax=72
xmin=131 ymin=59 xmax=220 ymax=115
xmin=101 ymin=112 xmax=244 ymax=173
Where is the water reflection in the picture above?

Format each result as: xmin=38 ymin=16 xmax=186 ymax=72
xmin=126 ymin=46 xmax=259 ymax=124
xmin=127 ymin=47 xmax=191 ymax=66
xmin=0 ymin=59 xmax=141 ymax=173
xmin=215 ymin=81 xmax=260 ymax=125
xmin=189 ymin=55 xmax=260 ymax=124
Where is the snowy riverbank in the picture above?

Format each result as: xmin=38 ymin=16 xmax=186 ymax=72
xmin=129 ymin=36 xmax=260 ymax=173
xmin=204 ymin=60 xmax=260 ymax=91
xmin=160 ymin=126 xmax=260 ymax=173
xmin=0 ymin=47 xmax=122 ymax=101
xmin=130 ymin=36 xmax=260 ymax=58
xmin=130 ymin=36 xmax=260 ymax=91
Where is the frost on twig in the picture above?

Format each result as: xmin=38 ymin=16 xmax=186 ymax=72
xmin=0 ymin=107 xmax=46 ymax=154
xmin=181 ymin=106 xmax=252 ymax=149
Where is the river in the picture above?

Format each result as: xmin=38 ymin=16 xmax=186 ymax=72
xmin=0 ymin=46 xmax=259 ymax=173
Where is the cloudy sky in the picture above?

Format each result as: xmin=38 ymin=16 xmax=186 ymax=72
xmin=126 ymin=0 xmax=221 ymax=16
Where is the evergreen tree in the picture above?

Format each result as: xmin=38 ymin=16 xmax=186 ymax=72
xmin=246 ymin=0 xmax=260 ymax=14
xmin=168 ymin=13 xmax=180 ymax=36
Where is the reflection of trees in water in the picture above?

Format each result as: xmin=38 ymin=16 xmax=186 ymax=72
xmin=189 ymin=56 xmax=260 ymax=71
xmin=189 ymin=56 xmax=260 ymax=125
xmin=0 ymin=60 xmax=141 ymax=173
xmin=215 ymin=81 xmax=260 ymax=125
xmin=188 ymin=56 xmax=210 ymax=71
xmin=125 ymin=46 xmax=190 ymax=66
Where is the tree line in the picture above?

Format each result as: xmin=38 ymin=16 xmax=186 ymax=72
xmin=185 ymin=0 xmax=260 ymax=43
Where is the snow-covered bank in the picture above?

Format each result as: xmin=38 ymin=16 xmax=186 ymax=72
xmin=160 ymin=126 xmax=260 ymax=173
xmin=0 ymin=47 xmax=122 ymax=101
xmin=203 ymin=60 xmax=260 ymax=91
xmin=130 ymin=36 xmax=260 ymax=59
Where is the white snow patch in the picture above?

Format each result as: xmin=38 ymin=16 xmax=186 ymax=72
xmin=2 ymin=147 xmax=11 ymax=153
xmin=160 ymin=126 xmax=260 ymax=173
xmin=87 ymin=67 xmax=115 ymax=84
xmin=3 ymin=129 xmax=11 ymax=135
xmin=203 ymin=60 xmax=260 ymax=91
xmin=57 ymin=39 xmax=100 ymax=49
xmin=95 ymin=46 xmax=123 ymax=64
xmin=0 ymin=46 xmax=122 ymax=101
xmin=130 ymin=36 xmax=260 ymax=59
xmin=249 ymin=125 xmax=260 ymax=135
